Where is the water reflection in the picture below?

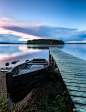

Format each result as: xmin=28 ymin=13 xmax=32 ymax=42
xmin=0 ymin=44 xmax=50 ymax=68
xmin=27 ymin=46 xmax=49 ymax=49
xmin=61 ymin=44 xmax=86 ymax=61
xmin=0 ymin=44 xmax=42 ymax=60
xmin=27 ymin=44 xmax=64 ymax=49
xmin=0 ymin=44 xmax=20 ymax=54
xmin=0 ymin=44 xmax=86 ymax=68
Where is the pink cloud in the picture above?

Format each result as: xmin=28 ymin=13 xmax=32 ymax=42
xmin=0 ymin=20 xmax=26 ymax=28
xmin=66 ymin=40 xmax=86 ymax=43
xmin=0 ymin=19 xmax=43 ymax=28
xmin=0 ymin=17 xmax=12 ymax=21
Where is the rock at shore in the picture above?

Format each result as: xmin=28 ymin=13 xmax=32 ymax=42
xmin=11 ymin=60 xmax=19 ymax=64
xmin=5 ymin=62 xmax=9 ymax=66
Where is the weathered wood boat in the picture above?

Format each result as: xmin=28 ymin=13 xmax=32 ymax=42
xmin=6 ymin=59 xmax=49 ymax=103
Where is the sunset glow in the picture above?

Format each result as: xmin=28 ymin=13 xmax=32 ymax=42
xmin=1 ymin=17 xmax=12 ymax=21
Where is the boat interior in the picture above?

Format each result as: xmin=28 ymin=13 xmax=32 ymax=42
xmin=11 ymin=59 xmax=49 ymax=76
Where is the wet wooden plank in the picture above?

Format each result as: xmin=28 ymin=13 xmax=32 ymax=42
xmin=75 ymin=104 xmax=86 ymax=112
xmin=62 ymin=78 xmax=86 ymax=84
xmin=68 ymin=90 xmax=86 ymax=98
xmin=62 ymin=76 xmax=86 ymax=82
xmin=49 ymin=47 xmax=86 ymax=112
xmin=71 ymin=96 xmax=86 ymax=105
xmin=65 ymin=81 xmax=86 ymax=88
xmin=66 ymin=85 xmax=86 ymax=92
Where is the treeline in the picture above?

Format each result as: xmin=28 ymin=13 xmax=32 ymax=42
xmin=27 ymin=39 xmax=64 ymax=45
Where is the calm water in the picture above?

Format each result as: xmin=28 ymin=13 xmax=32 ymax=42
xmin=0 ymin=44 xmax=86 ymax=68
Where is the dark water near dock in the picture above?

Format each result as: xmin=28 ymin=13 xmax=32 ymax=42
xmin=0 ymin=44 xmax=86 ymax=68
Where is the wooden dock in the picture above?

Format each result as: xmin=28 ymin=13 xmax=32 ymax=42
xmin=49 ymin=47 xmax=86 ymax=112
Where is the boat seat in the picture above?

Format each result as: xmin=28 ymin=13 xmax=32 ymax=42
xmin=26 ymin=63 xmax=48 ymax=65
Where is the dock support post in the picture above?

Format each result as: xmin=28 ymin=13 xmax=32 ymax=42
xmin=52 ymin=56 xmax=53 ymax=61
xmin=53 ymin=60 xmax=56 ymax=67
xmin=55 ymin=62 xmax=57 ymax=68
xmin=49 ymin=50 xmax=57 ymax=67
xmin=49 ymin=53 xmax=52 ymax=61
xmin=49 ymin=50 xmax=53 ymax=65
xmin=58 ymin=70 xmax=62 ymax=82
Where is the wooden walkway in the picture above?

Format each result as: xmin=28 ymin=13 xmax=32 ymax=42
xmin=49 ymin=47 xmax=86 ymax=112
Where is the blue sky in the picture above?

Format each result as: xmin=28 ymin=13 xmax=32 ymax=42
xmin=0 ymin=0 xmax=86 ymax=43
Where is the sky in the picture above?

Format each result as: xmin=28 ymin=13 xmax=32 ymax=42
xmin=0 ymin=0 xmax=86 ymax=43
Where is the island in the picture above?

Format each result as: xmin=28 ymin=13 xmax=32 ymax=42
xmin=27 ymin=39 xmax=64 ymax=45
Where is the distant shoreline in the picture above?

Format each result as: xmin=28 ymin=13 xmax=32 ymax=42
xmin=65 ymin=43 xmax=86 ymax=44
xmin=0 ymin=43 xmax=25 ymax=44
xmin=0 ymin=43 xmax=86 ymax=44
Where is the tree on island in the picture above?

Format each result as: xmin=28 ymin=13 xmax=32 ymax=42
xmin=27 ymin=39 xmax=64 ymax=45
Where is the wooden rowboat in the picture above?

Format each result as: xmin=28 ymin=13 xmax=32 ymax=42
xmin=11 ymin=59 xmax=49 ymax=76
xmin=6 ymin=59 xmax=49 ymax=103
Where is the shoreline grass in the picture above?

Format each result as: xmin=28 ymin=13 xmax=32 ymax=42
xmin=0 ymin=90 xmax=73 ymax=112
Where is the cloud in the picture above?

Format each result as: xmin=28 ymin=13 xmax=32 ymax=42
xmin=2 ymin=25 xmax=78 ymax=38
xmin=0 ymin=19 xmax=86 ymax=43
xmin=66 ymin=31 xmax=86 ymax=42
xmin=0 ymin=18 xmax=43 ymax=28
xmin=0 ymin=28 xmax=42 ymax=43
xmin=0 ymin=34 xmax=21 ymax=43
xmin=0 ymin=17 xmax=12 ymax=21
xmin=2 ymin=26 xmax=48 ymax=37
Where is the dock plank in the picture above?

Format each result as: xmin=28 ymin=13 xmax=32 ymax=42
xmin=49 ymin=47 xmax=86 ymax=112
xmin=75 ymin=104 xmax=86 ymax=112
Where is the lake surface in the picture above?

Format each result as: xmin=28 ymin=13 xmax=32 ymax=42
xmin=0 ymin=44 xmax=86 ymax=68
